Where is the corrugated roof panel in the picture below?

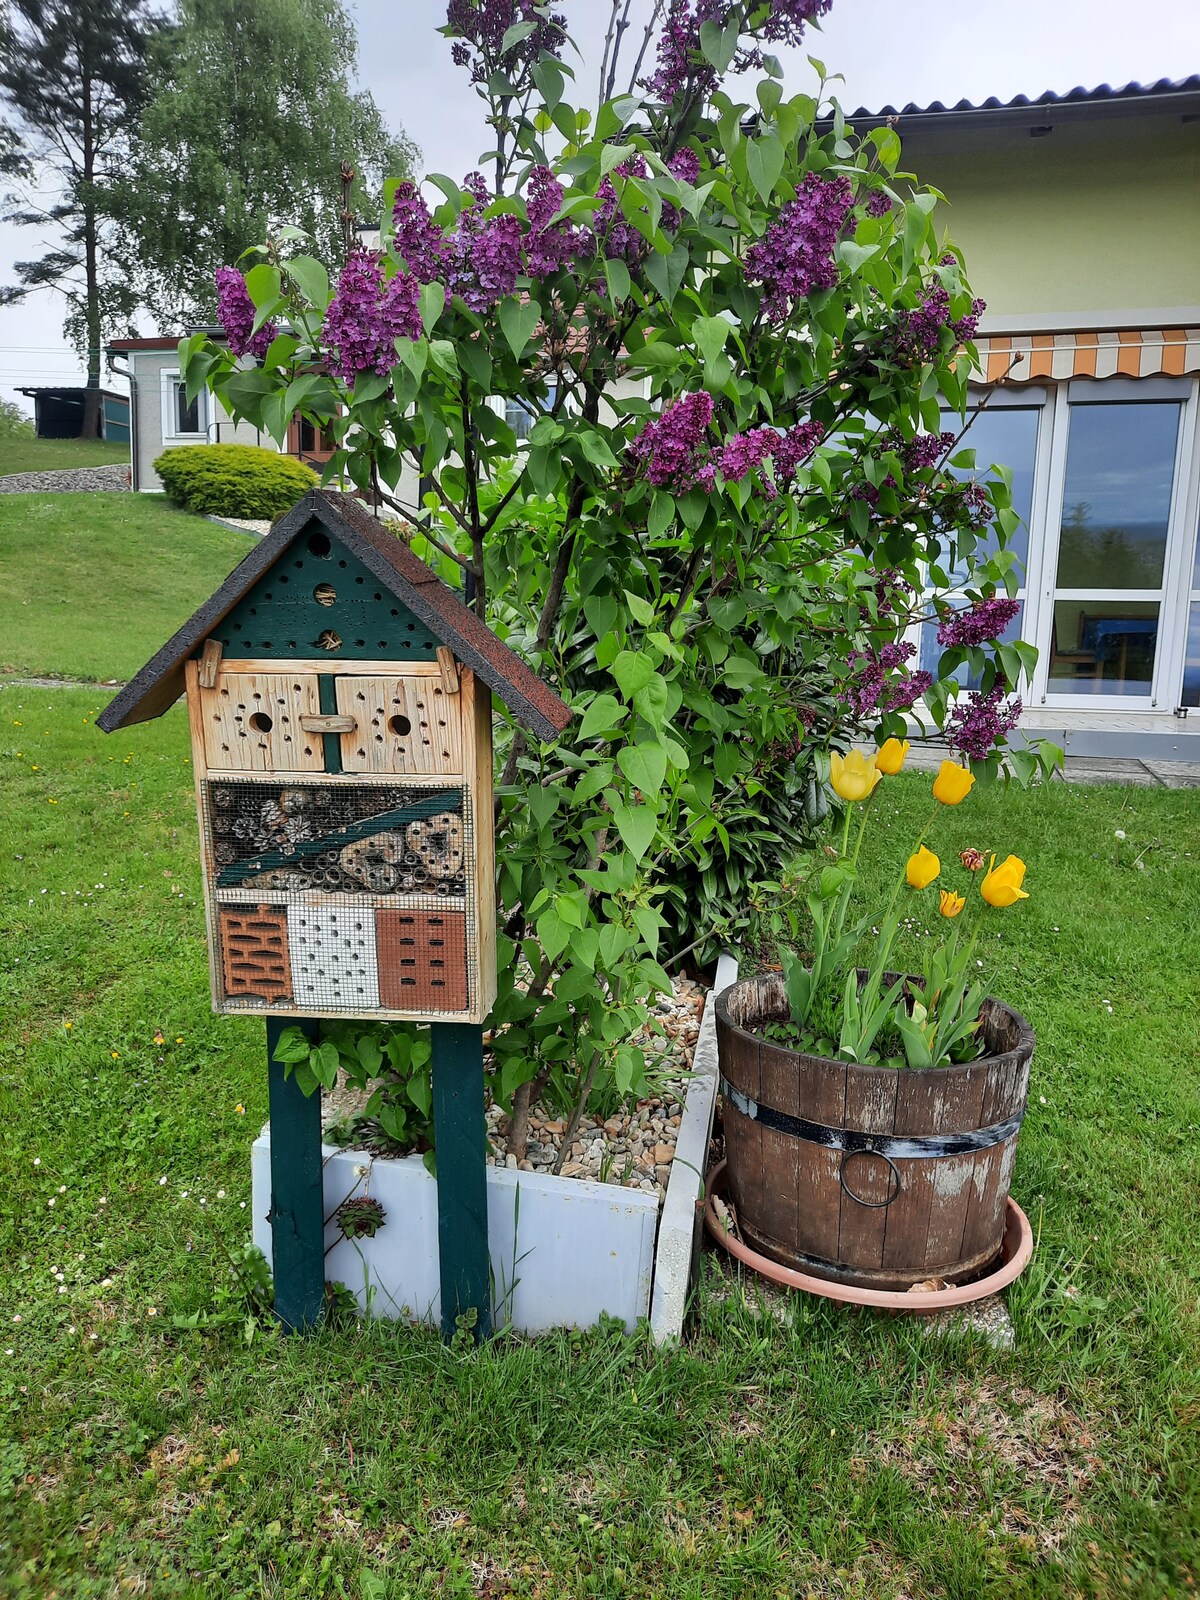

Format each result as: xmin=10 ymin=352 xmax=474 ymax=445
xmin=847 ymin=75 xmax=1200 ymax=122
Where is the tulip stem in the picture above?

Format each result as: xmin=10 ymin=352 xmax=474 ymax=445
xmin=881 ymin=807 xmax=938 ymax=930
xmin=850 ymin=789 xmax=879 ymax=870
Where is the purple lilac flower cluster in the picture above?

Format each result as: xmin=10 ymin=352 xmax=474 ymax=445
xmin=627 ymin=390 xmax=715 ymax=492
xmin=866 ymin=192 xmax=893 ymax=218
xmin=773 ymin=419 xmax=825 ymax=484
xmin=936 ymin=596 xmax=1021 ymax=649
xmin=873 ymin=568 xmax=915 ymax=617
xmin=647 ymin=0 xmax=724 ymax=101
xmin=445 ymin=0 xmax=565 ymax=84
xmin=445 ymin=173 xmax=523 ymax=314
xmin=888 ymin=429 xmax=957 ymax=472
xmin=523 ymin=165 xmax=580 ymax=276
xmin=744 ymin=173 xmax=854 ymax=320
xmin=839 ymin=641 xmax=932 ymax=716
xmin=893 ymin=284 xmax=988 ymax=362
xmin=215 ymin=267 xmax=277 ymax=361
xmin=946 ymin=681 xmax=1023 ymax=760
xmin=716 ymin=418 xmax=825 ymax=497
xmin=960 ymin=481 xmax=995 ymax=527
xmin=595 ymin=155 xmax=651 ymax=263
xmin=323 ymin=251 xmax=422 ymax=384
xmin=717 ymin=427 xmax=778 ymax=492
xmin=647 ymin=0 xmax=830 ymax=100
xmin=391 ymin=182 xmax=450 ymax=283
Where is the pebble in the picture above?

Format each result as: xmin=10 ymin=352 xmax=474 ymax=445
xmin=0 ymin=463 xmax=130 ymax=494
xmin=483 ymin=974 xmax=705 ymax=1203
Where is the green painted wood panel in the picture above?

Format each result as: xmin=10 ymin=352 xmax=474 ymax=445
xmin=210 ymin=527 xmax=441 ymax=661
xmin=266 ymin=1016 xmax=326 ymax=1332
xmin=429 ymin=1023 xmax=492 ymax=1342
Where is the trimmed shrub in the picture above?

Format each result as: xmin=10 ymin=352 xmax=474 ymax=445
xmin=153 ymin=443 xmax=317 ymax=519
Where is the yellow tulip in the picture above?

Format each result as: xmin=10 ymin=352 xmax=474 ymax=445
xmin=905 ymin=844 xmax=941 ymax=889
xmin=875 ymin=737 xmax=910 ymax=775
xmin=939 ymin=889 xmax=966 ymax=918
xmin=830 ymin=749 xmax=882 ymax=803
xmin=932 ymin=759 xmax=975 ymax=806
xmin=980 ymin=854 xmax=1030 ymax=907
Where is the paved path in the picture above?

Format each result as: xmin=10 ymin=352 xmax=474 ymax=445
xmin=905 ymin=745 xmax=1200 ymax=789
xmin=0 ymin=464 xmax=130 ymax=494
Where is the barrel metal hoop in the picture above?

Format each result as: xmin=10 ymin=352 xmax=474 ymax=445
xmin=720 ymin=1076 xmax=1023 ymax=1159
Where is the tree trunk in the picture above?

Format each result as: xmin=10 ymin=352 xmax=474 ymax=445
xmin=81 ymin=60 xmax=102 ymax=440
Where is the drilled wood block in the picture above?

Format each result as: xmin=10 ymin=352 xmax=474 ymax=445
xmin=219 ymin=905 xmax=292 ymax=1004
xmin=336 ymin=675 xmax=463 ymax=775
xmin=198 ymin=672 xmax=325 ymax=772
xmin=376 ymin=907 xmax=469 ymax=1013
xmin=287 ymin=903 xmax=381 ymax=1012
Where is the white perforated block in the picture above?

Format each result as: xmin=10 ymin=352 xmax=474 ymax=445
xmin=286 ymin=903 xmax=380 ymax=1011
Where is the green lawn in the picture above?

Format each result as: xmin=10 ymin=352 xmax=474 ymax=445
xmin=1 ymin=684 xmax=1197 ymax=1597
xmin=0 ymin=436 xmax=131 ymax=476
xmin=0 ymin=493 xmax=253 ymax=682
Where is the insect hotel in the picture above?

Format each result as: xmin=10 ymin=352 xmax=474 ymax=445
xmin=98 ymin=489 xmax=571 ymax=1335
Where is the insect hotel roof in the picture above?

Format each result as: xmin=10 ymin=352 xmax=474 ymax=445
xmin=96 ymin=488 xmax=573 ymax=739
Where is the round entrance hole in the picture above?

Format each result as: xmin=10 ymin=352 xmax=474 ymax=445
xmin=388 ymin=714 xmax=412 ymax=737
xmin=314 ymin=582 xmax=336 ymax=606
xmin=307 ymin=532 xmax=332 ymax=558
xmin=248 ymin=712 xmax=273 ymax=734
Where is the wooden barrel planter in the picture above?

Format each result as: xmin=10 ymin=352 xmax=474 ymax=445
xmin=715 ymin=972 xmax=1035 ymax=1291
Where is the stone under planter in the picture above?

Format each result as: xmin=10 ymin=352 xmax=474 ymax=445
xmin=251 ymin=952 xmax=737 ymax=1338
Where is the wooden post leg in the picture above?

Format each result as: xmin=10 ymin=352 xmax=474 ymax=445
xmin=429 ymin=1023 xmax=491 ymax=1342
xmin=266 ymin=1017 xmax=326 ymax=1333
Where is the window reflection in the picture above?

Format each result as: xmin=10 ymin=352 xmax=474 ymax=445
xmin=940 ymin=406 xmax=1037 ymax=582
xmin=1055 ymin=403 xmax=1179 ymax=590
xmin=1048 ymin=600 xmax=1158 ymax=696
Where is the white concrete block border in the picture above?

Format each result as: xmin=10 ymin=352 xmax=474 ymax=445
xmin=250 ymin=950 xmax=738 ymax=1338
xmin=649 ymin=950 xmax=738 ymax=1345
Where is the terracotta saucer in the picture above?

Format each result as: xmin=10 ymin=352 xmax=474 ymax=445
xmin=704 ymin=1159 xmax=1034 ymax=1313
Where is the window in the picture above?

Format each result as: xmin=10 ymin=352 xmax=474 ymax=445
xmin=161 ymin=370 xmax=207 ymax=440
xmin=504 ymin=382 xmax=558 ymax=442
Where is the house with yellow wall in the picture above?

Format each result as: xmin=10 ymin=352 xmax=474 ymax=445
xmin=861 ymin=76 xmax=1199 ymax=757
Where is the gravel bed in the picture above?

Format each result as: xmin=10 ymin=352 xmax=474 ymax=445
xmin=321 ymin=973 xmax=707 ymax=1203
xmin=0 ymin=463 xmax=130 ymax=494
xmin=206 ymin=514 xmax=271 ymax=537
xmin=484 ymin=973 xmax=705 ymax=1200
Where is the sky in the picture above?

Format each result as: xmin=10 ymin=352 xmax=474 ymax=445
xmin=1 ymin=0 xmax=1194 ymax=412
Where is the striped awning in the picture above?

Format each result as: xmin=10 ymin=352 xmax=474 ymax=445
xmin=972 ymin=327 xmax=1200 ymax=384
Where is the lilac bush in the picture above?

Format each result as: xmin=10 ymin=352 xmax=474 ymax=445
xmin=187 ymin=0 xmax=1058 ymax=1153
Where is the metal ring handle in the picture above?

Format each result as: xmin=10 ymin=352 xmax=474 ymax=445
xmin=838 ymin=1147 xmax=902 ymax=1209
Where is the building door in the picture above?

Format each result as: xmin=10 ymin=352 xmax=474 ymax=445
xmin=1035 ymin=381 xmax=1193 ymax=708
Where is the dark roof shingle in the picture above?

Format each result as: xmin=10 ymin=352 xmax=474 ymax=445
xmin=96 ymin=489 xmax=572 ymax=742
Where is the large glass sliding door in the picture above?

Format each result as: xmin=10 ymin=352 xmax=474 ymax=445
xmin=1042 ymin=391 xmax=1185 ymax=703
xmin=909 ymin=374 xmax=1199 ymax=719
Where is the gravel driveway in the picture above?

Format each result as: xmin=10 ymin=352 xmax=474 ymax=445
xmin=0 ymin=463 xmax=131 ymax=494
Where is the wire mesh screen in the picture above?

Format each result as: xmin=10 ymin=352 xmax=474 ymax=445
xmin=201 ymin=777 xmax=476 ymax=1018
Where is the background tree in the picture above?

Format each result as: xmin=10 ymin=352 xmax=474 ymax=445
xmin=0 ymin=0 xmax=161 ymax=436
xmin=112 ymin=0 xmax=418 ymax=329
